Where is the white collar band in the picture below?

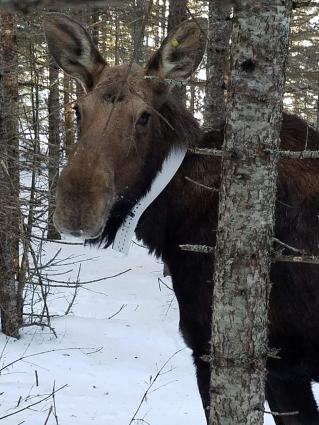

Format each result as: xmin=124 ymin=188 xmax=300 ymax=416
xmin=112 ymin=147 xmax=187 ymax=254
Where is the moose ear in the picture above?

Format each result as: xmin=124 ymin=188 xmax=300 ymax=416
xmin=43 ymin=13 xmax=106 ymax=90
xmin=145 ymin=18 xmax=207 ymax=80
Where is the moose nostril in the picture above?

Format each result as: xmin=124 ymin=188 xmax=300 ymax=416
xmin=70 ymin=231 xmax=83 ymax=238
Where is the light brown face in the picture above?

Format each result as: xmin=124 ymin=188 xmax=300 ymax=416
xmin=44 ymin=14 xmax=207 ymax=239
xmin=54 ymin=66 xmax=160 ymax=238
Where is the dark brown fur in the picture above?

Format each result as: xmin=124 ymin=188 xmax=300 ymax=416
xmin=44 ymin=15 xmax=319 ymax=425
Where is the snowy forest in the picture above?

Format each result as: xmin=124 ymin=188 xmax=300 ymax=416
xmin=0 ymin=1 xmax=319 ymax=424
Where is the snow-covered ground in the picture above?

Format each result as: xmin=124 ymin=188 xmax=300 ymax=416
xmin=0 ymin=239 xmax=292 ymax=424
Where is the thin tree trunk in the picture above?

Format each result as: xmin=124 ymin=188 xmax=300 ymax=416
xmin=167 ymin=0 xmax=187 ymax=32
xmin=0 ymin=12 xmax=20 ymax=337
xmin=317 ymin=70 xmax=319 ymax=128
xmin=167 ymin=0 xmax=187 ymax=101
xmin=91 ymin=9 xmax=100 ymax=46
xmin=132 ymin=0 xmax=145 ymax=64
xmin=63 ymin=73 xmax=75 ymax=157
xmin=114 ymin=12 xmax=120 ymax=66
xmin=204 ymin=1 xmax=232 ymax=130
xmin=47 ymin=56 xmax=61 ymax=240
xmin=209 ymin=2 xmax=293 ymax=424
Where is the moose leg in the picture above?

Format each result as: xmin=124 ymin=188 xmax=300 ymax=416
xmin=193 ymin=354 xmax=210 ymax=422
xmin=266 ymin=373 xmax=319 ymax=425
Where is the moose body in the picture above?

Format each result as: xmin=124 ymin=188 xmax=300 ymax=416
xmin=44 ymin=15 xmax=319 ymax=424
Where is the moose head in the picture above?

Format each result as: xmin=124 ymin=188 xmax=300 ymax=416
xmin=44 ymin=14 xmax=207 ymax=243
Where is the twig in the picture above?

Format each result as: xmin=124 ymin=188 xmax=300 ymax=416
xmin=273 ymin=237 xmax=306 ymax=255
xmin=21 ymin=322 xmax=57 ymax=337
xmin=0 ymin=347 xmax=101 ymax=373
xmin=52 ymin=381 xmax=59 ymax=425
xmin=43 ymin=406 xmax=53 ymax=425
xmin=43 ymin=268 xmax=132 ymax=288
xmin=107 ymin=304 xmax=127 ymax=320
xmin=0 ymin=384 xmax=67 ymax=421
xmin=185 ymin=176 xmax=219 ymax=192
xmin=64 ymin=264 xmax=81 ymax=315
xmin=32 ymin=234 xmax=82 ymax=245
xmin=158 ymin=277 xmax=173 ymax=292
xmin=128 ymin=350 xmax=182 ymax=425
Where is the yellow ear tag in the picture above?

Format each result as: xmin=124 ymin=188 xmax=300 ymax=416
xmin=171 ymin=38 xmax=179 ymax=48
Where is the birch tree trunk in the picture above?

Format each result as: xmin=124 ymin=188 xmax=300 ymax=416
xmin=0 ymin=12 xmax=21 ymax=337
xmin=209 ymin=2 xmax=293 ymax=424
xmin=204 ymin=1 xmax=231 ymax=130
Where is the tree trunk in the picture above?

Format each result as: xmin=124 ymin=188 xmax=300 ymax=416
xmin=47 ymin=56 xmax=61 ymax=240
xmin=63 ymin=73 xmax=75 ymax=157
xmin=167 ymin=0 xmax=187 ymax=33
xmin=132 ymin=0 xmax=146 ymax=64
xmin=167 ymin=0 xmax=187 ymax=101
xmin=0 ymin=12 xmax=21 ymax=337
xmin=204 ymin=1 xmax=232 ymax=130
xmin=209 ymin=2 xmax=293 ymax=424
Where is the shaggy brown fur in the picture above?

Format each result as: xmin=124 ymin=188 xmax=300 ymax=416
xmin=44 ymin=15 xmax=319 ymax=425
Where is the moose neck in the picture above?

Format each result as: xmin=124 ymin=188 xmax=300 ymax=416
xmin=112 ymin=146 xmax=188 ymax=254
xmin=135 ymin=128 xmax=222 ymax=261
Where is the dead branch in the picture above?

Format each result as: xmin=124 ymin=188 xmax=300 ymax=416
xmin=273 ymin=237 xmax=306 ymax=255
xmin=264 ymin=409 xmax=299 ymax=416
xmin=0 ymin=346 xmax=102 ymax=373
xmin=128 ymin=350 xmax=182 ymax=425
xmin=185 ymin=176 xmax=219 ymax=192
xmin=0 ymin=384 xmax=67 ymax=421
xmin=274 ymin=255 xmax=319 ymax=265
xmin=179 ymin=244 xmax=214 ymax=254
xmin=107 ymin=304 xmax=127 ymax=320
xmin=64 ymin=264 xmax=81 ymax=315
xmin=271 ymin=150 xmax=319 ymax=159
xmin=188 ymin=147 xmax=229 ymax=157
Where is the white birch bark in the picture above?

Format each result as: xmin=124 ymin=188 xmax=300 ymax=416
xmin=209 ymin=1 xmax=293 ymax=424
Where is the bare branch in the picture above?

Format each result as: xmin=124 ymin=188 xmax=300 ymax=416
xmin=274 ymin=255 xmax=319 ymax=265
xmin=0 ymin=384 xmax=67 ymax=421
xmin=185 ymin=176 xmax=219 ymax=192
xmin=264 ymin=409 xmax=299 ymax=416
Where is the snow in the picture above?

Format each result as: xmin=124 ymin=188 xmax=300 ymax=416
xmin=0 ymin=238 xmax=307 ymax=424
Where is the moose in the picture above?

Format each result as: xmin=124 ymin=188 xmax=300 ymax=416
xmin=44 ymin=14 xmax=319 ymax=425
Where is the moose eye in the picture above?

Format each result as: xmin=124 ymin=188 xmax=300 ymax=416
xmin=73 ymin=105 xmax=81 ymax=121
xmin=137 ymin=112 xmax=150 ymax=126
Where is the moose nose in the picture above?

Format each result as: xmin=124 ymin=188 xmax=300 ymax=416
xmin=70 ymin=230 xmax=83 ymax=238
